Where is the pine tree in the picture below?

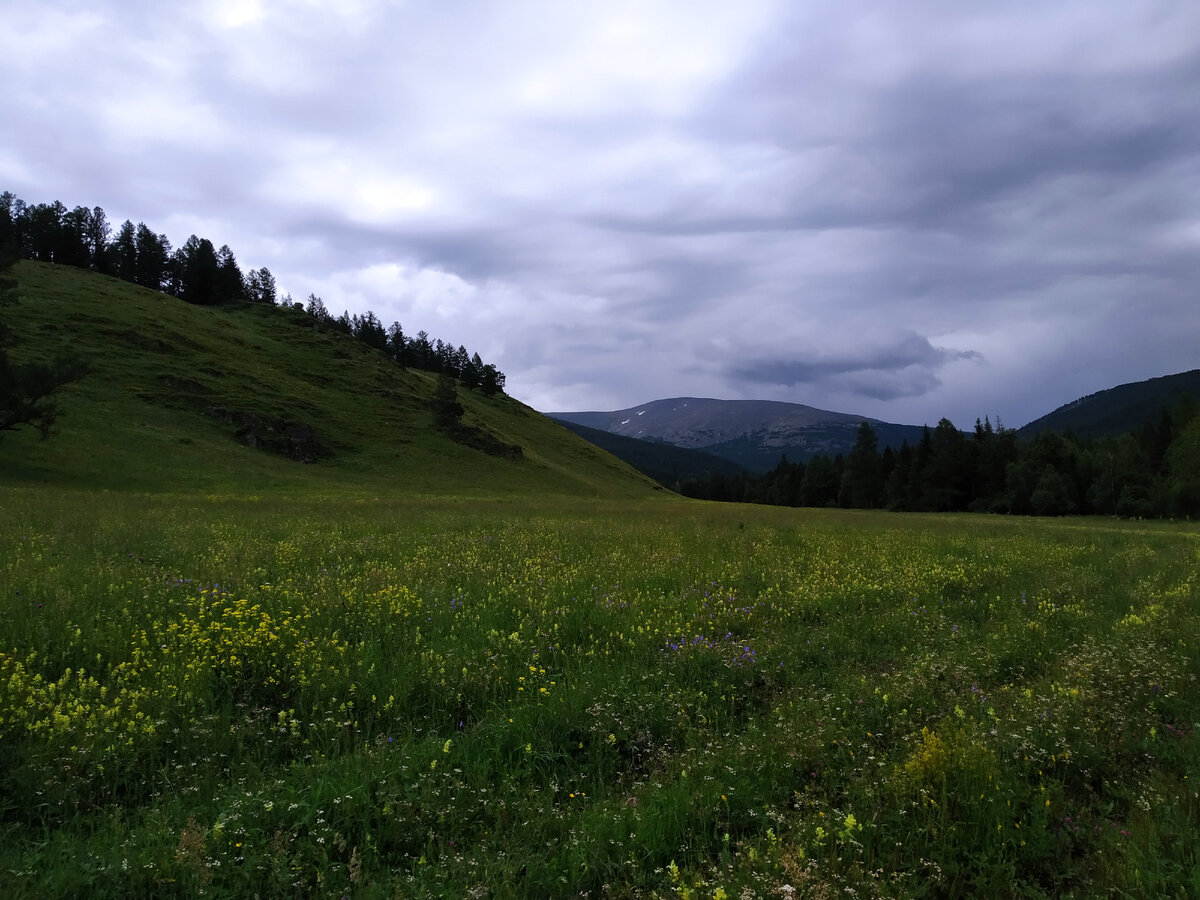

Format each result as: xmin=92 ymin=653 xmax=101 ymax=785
xmin=215 ymin=245 xmax=246 ymax=303
xmin=134 ymin=224 xmax=170 ymax=291
xmin=112 ymin=220 xmax=138 ymax=282
xmin=841 ymin=421 xmax=883 ymax=508
xmin=246 ymin=267 xmax=277 ymax=305
xmin=479 ymin=364 xmax=505 ymax=397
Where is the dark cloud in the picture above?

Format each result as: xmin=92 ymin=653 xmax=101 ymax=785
xmin=731 ymin=333 xmax=982 ymax=400
xmin=2 ymin=2 xmax=1197 ymax=427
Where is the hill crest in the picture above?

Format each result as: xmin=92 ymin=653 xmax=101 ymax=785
xmin=0 ymin=261 xmax=658 ymax=498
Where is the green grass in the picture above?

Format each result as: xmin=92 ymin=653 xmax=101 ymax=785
xmin=1 ymin=488 xmax=1197 ymax=898
xmin=1 ymin=261 xmax=659 ymax=498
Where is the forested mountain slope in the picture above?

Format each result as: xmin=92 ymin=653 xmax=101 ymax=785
xmin=1018 ymin=369 xmax=1200 ymax=438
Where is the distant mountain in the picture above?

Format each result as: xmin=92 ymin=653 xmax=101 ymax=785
xmin=1018 ymin=370 xmax=1200 ymax=438
xmin=549 ymin=398 xmax=927 ymax=472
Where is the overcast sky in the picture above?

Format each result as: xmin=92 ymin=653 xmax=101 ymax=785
xmin=4 ymin=1 xmax=1198 ymax=428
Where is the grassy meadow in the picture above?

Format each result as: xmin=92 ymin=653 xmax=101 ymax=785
xmin=2 ymin=488 xmax=1197 ymax=898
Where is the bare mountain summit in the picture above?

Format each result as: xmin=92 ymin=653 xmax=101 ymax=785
xmin=549 ymin=398 xmax=926 ymax=471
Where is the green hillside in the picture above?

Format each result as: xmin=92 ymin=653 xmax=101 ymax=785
xmin=0 ymin=261 xmax=659 ymax=498
xmin=553 ymin=418 xmax=747 ymax=486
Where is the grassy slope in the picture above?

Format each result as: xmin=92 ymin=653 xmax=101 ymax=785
xmin=0 ymin=261 xmax=660 ymax=498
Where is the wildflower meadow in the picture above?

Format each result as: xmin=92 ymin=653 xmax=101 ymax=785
xmin=1 ymin=488 xmax=1197 ymax=897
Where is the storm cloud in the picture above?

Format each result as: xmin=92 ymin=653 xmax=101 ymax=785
xmin=3 ymin=1 xmax=1197 ymax=428
xmin=731 ymin=334 xmax=983 ymax=402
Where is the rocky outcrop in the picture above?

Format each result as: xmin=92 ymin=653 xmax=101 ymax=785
xmin=206 ymin=406 xmax=329 ymax=463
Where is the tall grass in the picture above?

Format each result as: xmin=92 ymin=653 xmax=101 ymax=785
xmin=1 ymin=488 xmax=1197 ymax=897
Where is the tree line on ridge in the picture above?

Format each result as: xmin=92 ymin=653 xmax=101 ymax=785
xmin=0 ymin=191 xmax=505 ymax=396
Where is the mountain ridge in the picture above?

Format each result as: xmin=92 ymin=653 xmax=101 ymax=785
xmin=1017 ymin=369 xmax=1200 ymax=438
xmin=549 ymin=397 xmax=927 ymax=471
xmin=549 ymin=397 xmax=872 ymax=447
xmin=552 ymin=368 xmax=1200 ymax=475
